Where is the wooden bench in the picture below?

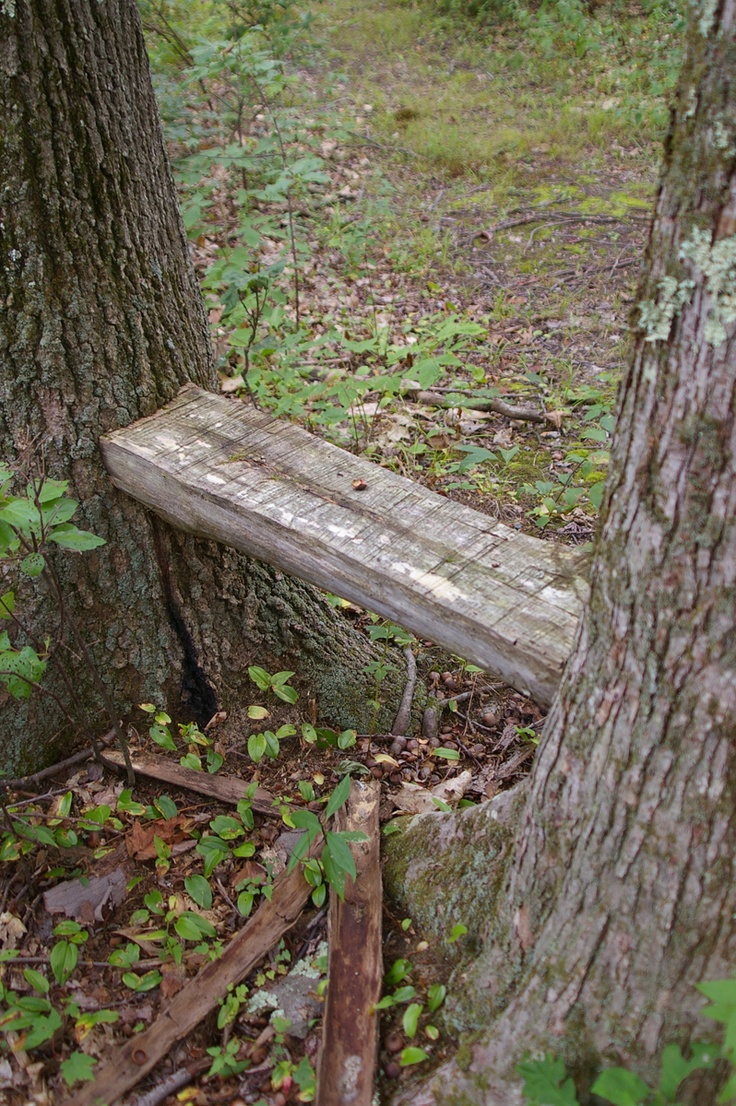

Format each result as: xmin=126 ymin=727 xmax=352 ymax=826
xmin=101 ymin=384 xmax=588 ymax=706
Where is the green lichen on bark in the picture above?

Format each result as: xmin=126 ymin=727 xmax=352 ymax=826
xmin=697 ymin=0 xmax=718 ymax=38
xmin=383 ymin=800 xmax=517 ymax=950
xmin=638 ymin=274 xmax=695 ymax=342
xmin=679 ymin=228 xmax=736 ymax=345
xmin=637 ymin=228 xmax=736 ymax=347
xmin=383 ymin=791 xmax=524 ymax=1031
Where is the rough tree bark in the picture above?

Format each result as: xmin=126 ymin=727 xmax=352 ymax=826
xmin=0 ymin=0 xmax=404 ymax=776
xmin=386 ymin=7 xmax=736 ymax=1103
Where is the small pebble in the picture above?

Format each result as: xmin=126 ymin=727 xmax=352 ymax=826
xmin=406 ymin=738 xmax=419 ymax=751
xmin=429 ymin=736 xmax=440 ymax=748
xmin=390 ymin=738 xmax=407 ymax=756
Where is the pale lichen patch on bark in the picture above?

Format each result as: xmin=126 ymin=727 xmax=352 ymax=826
xmin=638 ymin=275 xmax=695 ymax=342
xmin=679 ymin=228 xmax=736 ymax=345
xmin=711 ymin=114 xmax=735 ymax=155
xmin=697 ymin=0 xmax=718 ymax=38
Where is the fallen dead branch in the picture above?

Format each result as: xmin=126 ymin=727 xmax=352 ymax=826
xmin=127 ymin=1057 xmax=210 ymax=1106
xmin=391 ymin=647 xmax=418 ymax=736
xmin=0 ymin=730 xmax=116 ymax=792
xmin=407 ymin=389 xmax=549 ymax=424
xmin=477 ymin=209 xmax=650 ymax=238
xmin=103 ymin=749 xmax=275 ymax=814
xmin=317 ymin=780 xmax=382 ymax=1106
xmin=72 ymin=838 xmax=322 ymax=1106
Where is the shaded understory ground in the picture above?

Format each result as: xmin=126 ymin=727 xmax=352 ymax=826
xmin=0 ymin=0 xmax=681 ymax=1101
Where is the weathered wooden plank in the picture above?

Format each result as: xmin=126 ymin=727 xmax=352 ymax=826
xmin=100 ymin=384 xmax=588 ymax=706
xmin=316 ymin=779 xmax=382 ymax=1106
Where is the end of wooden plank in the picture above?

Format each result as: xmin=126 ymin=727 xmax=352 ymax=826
xmin=316 ymin=780 xmax=382 ymax=1106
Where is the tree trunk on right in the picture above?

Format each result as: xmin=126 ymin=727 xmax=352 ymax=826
xmin=387 ymin=8 xmax=736 ymax=1102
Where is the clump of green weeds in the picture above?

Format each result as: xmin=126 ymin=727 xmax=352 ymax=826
xmin=286 ymin=773 xmax=367 ymax=904
xmin=374 ymin=953 xmax=447 ymax=1068
xmin=0 ymin=741 xmax=367 ymax=1091
xmin=0 ymin=921 xmax=116 ymax=1089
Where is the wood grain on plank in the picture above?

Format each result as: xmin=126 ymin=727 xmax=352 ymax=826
xmin=101 ymin=384 xmax=588 ymax=705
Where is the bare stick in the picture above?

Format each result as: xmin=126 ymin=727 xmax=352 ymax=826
xmin=391 ymin=647 xmax=417 ymax=736
xmin=407 ymin=389 xmax=547 ymax=424
xmin=127 ymin=1058 xmax=210 ymax=1106
xmin=0 ymin=732 xmax=113 ymax=791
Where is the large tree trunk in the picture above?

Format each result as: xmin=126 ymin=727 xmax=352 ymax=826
xmin=387 ymin=8 xmax=736 ymax=1102
xmin=0 ymin=0 xmax=404 ymax=775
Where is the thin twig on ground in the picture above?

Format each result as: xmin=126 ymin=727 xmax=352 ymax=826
xmin=391 ymin=647 xmax=417 ymax=736
xmin=0 ymin=731 xmax=114 ymax=792
xmin=407 ymin=389 xmax=547 ymax=423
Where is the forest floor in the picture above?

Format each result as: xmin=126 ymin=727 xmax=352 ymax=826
xmin=0 ymin=2 xmax=684 ymax=1104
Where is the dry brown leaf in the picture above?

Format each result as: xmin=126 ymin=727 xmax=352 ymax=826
xmin=231 ymin=860 xmax=268 ymax=888
xmin=544 ymin=409 xmax=569 ymax=429
xmin=160 ymin=963 xmax=188 ymax=999
xmin=0 ymin=912 xmax=27 ymax=948
xmin=220 ymin=374 xmax=244 ymax=394
xmin=125 ymin=817 xmax=192 ymax=860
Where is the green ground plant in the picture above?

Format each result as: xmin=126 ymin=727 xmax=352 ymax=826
xmin=519 ymin=974 xmax=736 ymax=1105
xmin=0 ymin=736 xmax=366 ymax=1089
xmin=373 ymin=949 xmax=448 ymax=1068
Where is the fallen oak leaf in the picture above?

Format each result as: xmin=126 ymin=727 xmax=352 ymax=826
xmin=544 ymin=409 xmax=569 ymax=430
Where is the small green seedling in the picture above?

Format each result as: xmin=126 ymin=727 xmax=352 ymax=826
xmin=286 ymin=774 xmax=367 ymax=902
xmin=248 ymin=665 xmax=298 ymax=703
